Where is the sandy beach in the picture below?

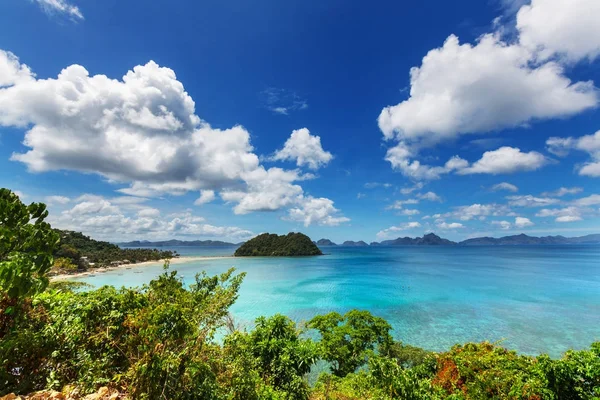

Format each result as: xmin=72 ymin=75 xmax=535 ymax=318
xmin=51 ymin=255 xmax=237 ymax=281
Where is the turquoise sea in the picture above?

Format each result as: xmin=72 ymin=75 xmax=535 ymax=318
xmin=73 ymin=245 xmax=600 ymax=358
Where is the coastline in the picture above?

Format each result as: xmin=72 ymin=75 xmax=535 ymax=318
xmin=50 ymin=255 xmax=236 ymax=281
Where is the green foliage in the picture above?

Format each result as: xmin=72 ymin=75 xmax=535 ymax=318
xmin=0 ymin=264 xmax=246 ymax=398
xmin=1 ymin=196 xmax=599 ymax=399
xmin=52 ymin=257 xmax=79 ymax=272
xmin=249 ymin=314 xmax=317 ymax=398
xmin=55 ymin=229 xmax=175 ymax=268
xmin=308 ymin=310 xmax=393 ymax=377
xmin=388 ymin=341 xmax=435 ymax=369
xmin=432 ymin=342 xmax=554 ymax=399
xmin=0 ymin=188 xmax=60 ymax=301
xmin=234 ymin=233 xmax=323 ymax=257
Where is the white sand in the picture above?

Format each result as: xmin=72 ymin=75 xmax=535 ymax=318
xmin=50 ymin=255 xmax=236 ymax=281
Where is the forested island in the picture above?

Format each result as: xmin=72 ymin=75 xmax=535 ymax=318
xmin=2 ymin=189 xmax=600 ymax=399
xmin=234 ymin=232 xmax=323 ymax=256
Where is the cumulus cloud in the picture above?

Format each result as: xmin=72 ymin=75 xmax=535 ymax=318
xmin=546 ymin=131 xmax=600 ymax=177
xmin=32 ymin=0 xmax=84 ymax=20
xmin=399 ymin=209 xmax=420 ymax=216
xmin=0 ymin=50 xmax=34 ymax=88
xmin=376 ymin=222 xmax=422 ymax=239
xmin=271 ymin=128 xmax=333 ymax=170
xmin=457 ymin=147 xmax=548 ymax=174
xmin=44 ymin=195 xmax=70 ymax=205
xmin=0 ymin=49 xmax=346 ymax=225
xmin=378 ymin=34 xmax=597 ymax=145
xmin=48 ymin=195 xmax=253 ymax=241
xmin=386 ymin=145 xmax=547 ymax=180
xmin=194 ymin=190 xmax=216 ymax=205
xmin=452 ymin=203 xmax=513 ymax=221
xmin=437 ymin=222 xmax=465 ymax=230
xmin=286 ymin=196 xmax=350 ymax=227
xmin=574 ymin=194 xmax=600 ymax=207
xmin=515 ymin=216 xmax=534 ymax=228
xmin=387 ymin=198 xmax=420 ymax=210
xmin=516 ymin=0 xmax=600 ymax=62
xmin=417 ymin=191 xmax=442 ymax=202
xmin=536 ymin=206 xmax=583 ymax=222
xmin=221 ymin=168 xmax=308 ymax=215
xmin=541 ymin=187 xmax=582 ymax=197
xmin=491 ymin=182 xmax=519 ymax=192
xmin=378 ymin=0 xmax=599 ymax=179
xmin=492 ymin=220 xmax=512 ymax=230
xmin=506 ymin=195 xmax=560 ymax=207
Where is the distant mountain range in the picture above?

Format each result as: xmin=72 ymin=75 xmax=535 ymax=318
xmin=118 ymin=239 xmax=239 ymax=247
xmin=315 ymin=233 xmax=600 ymax=246
xmin=459 ymin=233 xmax=600 ymax=246
xmin=119 ymin=233 xmax=600 ymax=249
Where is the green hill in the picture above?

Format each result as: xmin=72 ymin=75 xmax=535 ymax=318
xmin=234 ymin=232 xmax=323 ymax=256
xmin=53 ymin=230 xmax=176 ymax=271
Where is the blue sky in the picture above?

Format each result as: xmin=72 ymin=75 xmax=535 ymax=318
xmin=1 ymin=0 xmax=599 ymax=242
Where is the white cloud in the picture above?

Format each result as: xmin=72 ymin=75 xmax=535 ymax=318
xmin=437 ymin=222 xmax=465 ymax=230
xmin=506 ymin=195 xmax=560 ymax=207
xmin=515 ymin=216 xmax=534 ymax=228
xmin=457 ymin=147 xmax=547 ymax=175
xmin=378 ymin=2 xmax=599 ymax=179
xmin=49 ymin=195 xmax=253 ymax=241
xmin=44 ymin=195 xmax=70 ymax=205
xmin=399 ymin=182 xmax=424 ymax=194
xmin=0 ymin=50 xmax=34 ymax=88
xmin=376 ymin=222 xmax=422 ymax=239
xmin=221 ymin=167 xmax=307 ymax=214
xmin=546 ymin=131 xmax=600 ymax=177
xmin=536 ymin=206 xmax=583 ymax=222
xmin=261 ymin=87 xmax=308 ymax=115
xmin=491 ymin=182 xmax=519 ymax=192
xmin=492 ymin=220 xmax=512 ymax=230
xmin=286 ymin=196 xmax=350 ymax=227
xmin=357 ymin=192 xmax=366 ymax=199
xmin=365 ymin=182 xmax=393 ymax=189
xmin=452 ymin=203 xmax=512 ymax=221
xmin=516 ymin=0 xmax=600 ymax=62
xmin=418 ymin=191 xmax=442 ymax=202
xmin=556 ymin=215 xmax=583 ymax=223
xmin=32 ymin=0 xmax=84 ymax=20
xmin=378 ymin=34 xmax=597 ymax=145
xmin=387 ymin=198 xmax=420 ymax=210
xmin=541 ymin=187 xmax=582 ymax=197
xmin=574 ymin=194 xmax=600 ymax=207
xmin=400 ymin=209 xmax=420 ymax=216
xmin=384 ymin=143 xmax=462 ymax=180
xmin=0 ymin=49 xmax=346 ymax=222
xmin=271 ymin=128 xmax=333 ymax=170
xmin=194 ymin=190 xmax=216 ymax=205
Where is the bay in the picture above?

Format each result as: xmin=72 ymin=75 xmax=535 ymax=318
xmin=73 ymin=245 xmax=600 ymax=358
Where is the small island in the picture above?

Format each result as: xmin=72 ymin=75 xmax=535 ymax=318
xmin=234 ymin=232 xmax=323 ymax=257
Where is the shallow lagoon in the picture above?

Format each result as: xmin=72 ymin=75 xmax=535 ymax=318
xmin=74 ymin=245 xmax=600 ymax=358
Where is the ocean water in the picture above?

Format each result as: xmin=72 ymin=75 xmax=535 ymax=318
xmin=73 ymin=245 xmax=600 ymax=358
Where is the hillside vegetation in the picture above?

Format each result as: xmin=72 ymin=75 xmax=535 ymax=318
xmin=2 ymin=189 xmax=600 ymax=399
xmin=234 ymin=232 xmax=323 ymax=256
xmin=52 ymin=230 xmax=176 ymax=273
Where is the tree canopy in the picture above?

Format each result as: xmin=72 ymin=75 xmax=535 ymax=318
xmin=234 ymin=233 xmax=323 ymax=257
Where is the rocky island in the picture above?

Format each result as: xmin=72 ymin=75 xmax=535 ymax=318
xmin=234 ymin=232 xmax=323 ymax=256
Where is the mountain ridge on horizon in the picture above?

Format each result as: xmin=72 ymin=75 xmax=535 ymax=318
xmin=319 ymin=233 xmax=600 ymax=246
xmin=118 ymin=233 xmax=600 ymax=248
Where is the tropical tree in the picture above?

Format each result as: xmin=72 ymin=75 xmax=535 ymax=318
xmin=308 ymin=310 xmax=392 ymax=377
